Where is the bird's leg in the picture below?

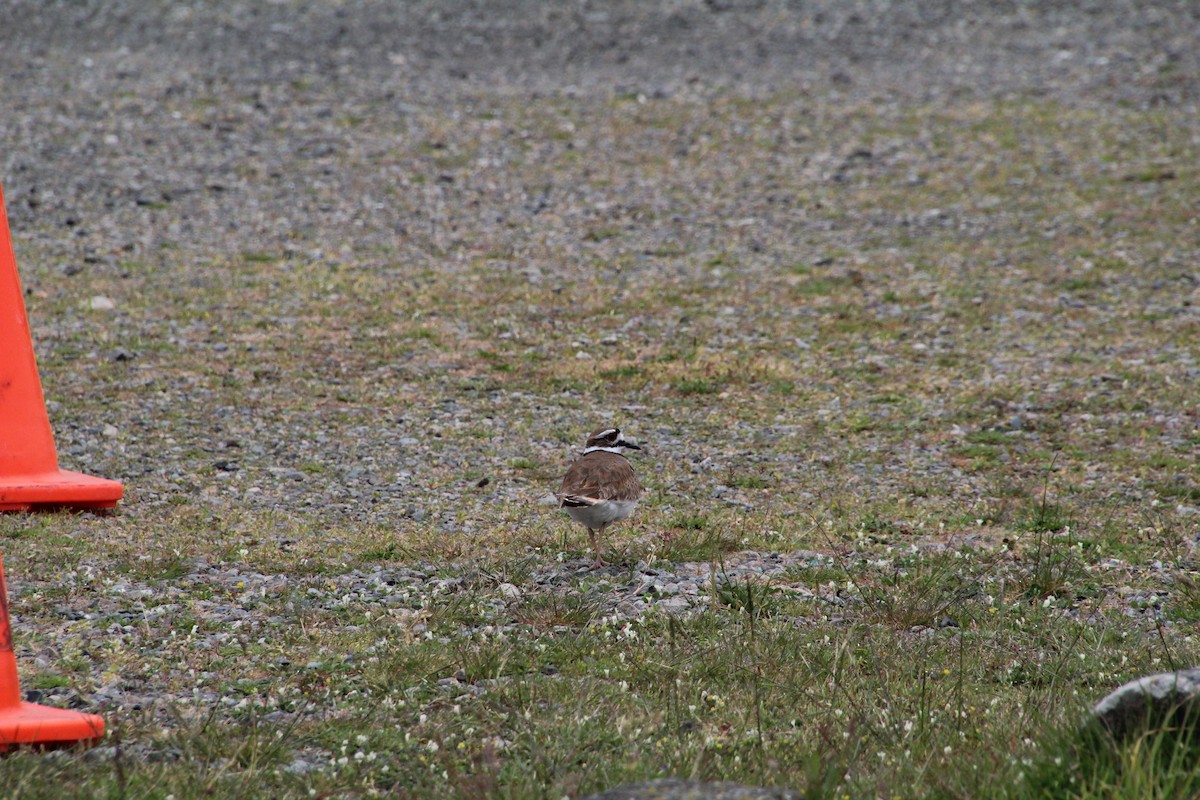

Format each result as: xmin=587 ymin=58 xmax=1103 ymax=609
xmin=589 ymin=527 xmax=605 ymax=568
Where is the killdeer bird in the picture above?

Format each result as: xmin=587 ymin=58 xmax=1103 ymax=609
xmin=557 ymin=426 xmax=644 ymax=567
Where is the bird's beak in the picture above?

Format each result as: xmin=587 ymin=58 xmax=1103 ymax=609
xmin=621 ymin=441 xmax=642 ymax=451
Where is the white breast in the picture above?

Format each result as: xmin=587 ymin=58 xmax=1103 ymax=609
xmin=566 ymin=499 xmax=638 ymax=529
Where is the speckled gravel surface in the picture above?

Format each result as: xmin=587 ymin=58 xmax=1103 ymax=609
xmin=2 ymin=0 xmax=1198 ymax=620
xmin=2 ymin=1 xmax=1195 ymax=521
xmin=1 ymin=1 xmax=1199 ymax=792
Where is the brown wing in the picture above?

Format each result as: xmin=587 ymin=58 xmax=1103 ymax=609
xmin=558 ymin=452 xmax=643 ymax=502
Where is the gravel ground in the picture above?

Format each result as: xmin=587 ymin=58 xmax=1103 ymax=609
xmin=3 ymin=1 xmax=1197 ymax=267
xmin=1 ymin=1 xmax=1199 ymax=785
xmin=2 ymin=0 xmax=1195 ymax=518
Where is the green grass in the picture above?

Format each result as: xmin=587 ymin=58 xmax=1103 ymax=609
xmin=672 ymin=378 xmax=717 ymax=395
xmin=2 ymin=86 xmax=1199 ymax=798
xmin=1 ymin=506 xmax=1196 ymax=798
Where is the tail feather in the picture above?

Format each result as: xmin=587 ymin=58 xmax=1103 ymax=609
xmin=557 ymin=493 xmax=602 ymax=508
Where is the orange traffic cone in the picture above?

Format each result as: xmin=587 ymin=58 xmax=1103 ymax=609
xmin=0 ymin=552 xmax=104 ymax=748
xmin=0 ymin=179 xmax=122 ymax=511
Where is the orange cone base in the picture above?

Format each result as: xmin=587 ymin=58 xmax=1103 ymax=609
xmin=0 ymin=702 xmax=104 ymax=750
xmin=0 ymin=470 xmax=123 ymax=512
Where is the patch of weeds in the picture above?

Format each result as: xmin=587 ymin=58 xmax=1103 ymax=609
xmin=476 ymin=348 xmax=512 ymax=372
xmin=453 ymin=638 xmax=531 ymax=683
xmin=599 ymin=364 xmax=642 ymax=380
xmin=845 ymin=413 xmax=874 ymax=433
xmin=359 ymin=542 xmax=404 ymax=561
xmin=362 ymin=644 xmax=441 ymax=694
xmin=1164 ymin=571 xmax=1200 ymax=623
xmin=406 ymin=326 xmax=439 ymax=341
xmin=1018 ymin=459 xmax=1071 ymax=534
xmin=1019 ymin=708 xmax=1200 ymax=800
xmin=793 ymin=276 xmax=845 ymax=296
xmin=1148 ymin=453 xmax=1192 ymax=470
xmin=512 ymin=591 xmax=603 ymax=630
xmin=780 ymin=562 xmax=843 ymax=587
xmin=672 ymin=377 xmax=717 ymax=395
xmin=905 ymin=480 xmax=935 ymax=499
xmin=1122 ymin=166 xmax=1180 ymax=183
xmin=966 ymin=429 xmax=1011 ymax=445
xmin=583 ymin=226 xmax=622 ymax=242
xmin=118 ymin=258 xmax=149 ymax=275
xmin=548 ymin=375 xmax=589 ymax=393
xmin=956 ymin=443 xmax=1003 ymax=467
xmin=857 ymin=513 xmax=901 ymax=536
xmin=158 ymin=557 xmax=190 ymax=580
xmin=934 ymin=352 xmax=967 ymax=368
xmin=1153 ymin=479 xmax=1200 ymax=504
xmin=1015 ymin=530 xmax=1087 ymax=601
xmin=126 ymin=553 xmax=190 ymax=581
xmin=670 ymin=514 xmax=708 ymax=531
xmin=727 ymin=473 xmax=771 ymax=490
xmin=657 ymin=525 xmax=740 ymax=562
xmin=715 ymin=575 xmax=783 ymax=619
xmin=848 ymin=550 xmax=981 ymax=629
xmin=465 ymin=558 xmax=538 ymax=591
xmin=1062 ymin=276 xmax=1102 ymax=292
xmin=0 ymin=519 xmax=50 ymax=540
xmin=25 ymin=673 xmax=71 ymax=690
xmin=1018 ymin=497 xmax=1070 ymax=534
xmin=705 ymin=253 xmax=735 ymax=267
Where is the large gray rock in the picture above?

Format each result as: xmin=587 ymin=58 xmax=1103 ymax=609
xmin=1091 ymin=668 xmax=1200 ymax=742
xmin=584 ymin=779 xmax=797 ymax=800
